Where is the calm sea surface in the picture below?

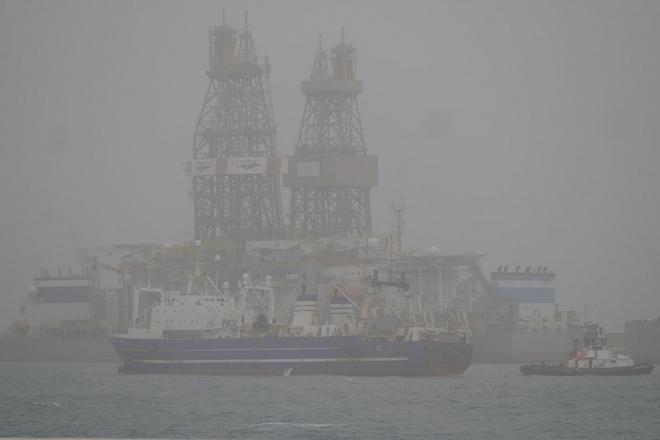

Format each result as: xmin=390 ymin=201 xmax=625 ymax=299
xmin=0 ymin=362 xmax=658 ymax=439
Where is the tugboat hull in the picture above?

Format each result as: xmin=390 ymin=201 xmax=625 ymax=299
xmin=520 ymin=363 xmax=654 ymax=376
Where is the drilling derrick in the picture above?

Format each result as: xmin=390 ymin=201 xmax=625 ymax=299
xmin=190 ymin=15 xmax=283 ymax=242
xmin=285 ymin=35 xmax=377 ymax=238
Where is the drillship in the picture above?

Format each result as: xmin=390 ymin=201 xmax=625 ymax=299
xmin=111 ymin=269 xmax=473 ymax=376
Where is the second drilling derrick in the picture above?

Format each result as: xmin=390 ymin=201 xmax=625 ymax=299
xmin=190 ymin=15 xmax=283 ymax=242
xmin=285 ymin=35 xmax=377 ymax=238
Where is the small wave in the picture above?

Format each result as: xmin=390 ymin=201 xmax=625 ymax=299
xmin=249 ymin=422 xmax=345 ymax=429
xmin=341 ymin=376 xmax=356 ymax=382
xmin=31 ymin=401 xmax=60 ymax=408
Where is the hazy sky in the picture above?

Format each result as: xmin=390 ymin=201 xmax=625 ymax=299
xmin=1 ymin=0 xmax=659 ymax=330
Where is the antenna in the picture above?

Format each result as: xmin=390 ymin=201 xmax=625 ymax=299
xmin=244 ymin=11 xmax=248 ymax=30
xmin=222 ymin=7 xmax=225 ymax=26
xmin=341 ymin=26 xmax=345 ymax=44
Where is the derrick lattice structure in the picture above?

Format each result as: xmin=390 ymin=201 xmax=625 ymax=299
xmin=192 ymin=16 xmax=282 ymax=241
xmin=287 ymin=36 xmax=375 ymax=238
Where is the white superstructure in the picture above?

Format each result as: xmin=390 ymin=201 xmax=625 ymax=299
xmin=288 ymin=293 xmax=320 ymax=337
xmin=125 ymin=272 xmax=275 ymax=339
xmin=567 ymin=323 xmax=634 ymax=369
xmin=329 ymin=296 xmax=356 ymax=335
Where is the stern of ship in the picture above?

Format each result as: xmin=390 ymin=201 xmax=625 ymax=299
xmin=420 ymin=340 xmax=473 ymax=375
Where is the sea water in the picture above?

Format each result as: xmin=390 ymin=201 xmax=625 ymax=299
xmin=1 ymin=362 xmax=658 ymax=439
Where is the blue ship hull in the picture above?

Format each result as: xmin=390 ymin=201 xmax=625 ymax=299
xmin=110 ymin=335 xmax=472 ymax=376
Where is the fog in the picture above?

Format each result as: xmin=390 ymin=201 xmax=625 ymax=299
xmin=1 ymin=0 xmax=659 ymax=331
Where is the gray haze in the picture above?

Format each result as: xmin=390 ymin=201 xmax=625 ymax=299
xmin=1 ymin=0 xmax=659 ymax=331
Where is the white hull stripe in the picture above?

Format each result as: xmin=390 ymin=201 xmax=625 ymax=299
xmin=134 ymin=357 xmax=408 ymax=364
xmin=121 ymin=347 xmax=341 ymax=352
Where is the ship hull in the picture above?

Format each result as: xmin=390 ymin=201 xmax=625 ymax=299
xmin=520 ymin=363 xmax=654 ymax=376
xmin=110 ymin=335 xmax=472 ymax=376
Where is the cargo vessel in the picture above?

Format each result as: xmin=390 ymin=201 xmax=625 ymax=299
xmin=111 ymin=271 xmax=472 ymax=376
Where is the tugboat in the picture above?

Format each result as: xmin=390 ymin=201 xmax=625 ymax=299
xmin=520 ymin=322 xmax=654 ymax=376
